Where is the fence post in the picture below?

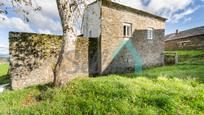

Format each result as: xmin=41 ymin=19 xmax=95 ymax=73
xmin=162 ymin=53 xmax=165 ymax=66
xmin=175 ymin=53 xmax=179 ymax=64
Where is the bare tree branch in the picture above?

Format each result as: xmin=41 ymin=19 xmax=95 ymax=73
xmin=0 ymin=0 xmax=41 ymax=22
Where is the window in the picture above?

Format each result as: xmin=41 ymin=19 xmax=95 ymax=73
xmin=123 ymin=23 xmax=132 ymax=38
xmin=147 ymin=27 xmax=154 ymax=40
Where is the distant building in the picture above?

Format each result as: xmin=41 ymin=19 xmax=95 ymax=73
xmin=165 ymin=26 xmax=204 ymax=51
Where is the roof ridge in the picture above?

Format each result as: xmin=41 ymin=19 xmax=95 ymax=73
xmin=89 ymin=0 xmax=167 ymax=21
xmin=165 ymin=26 xmax=204 ymax=41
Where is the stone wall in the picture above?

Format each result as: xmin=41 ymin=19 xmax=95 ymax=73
xmin=165 ymin=35 xmax=204 ymax=51
xmin=9 ymin=32 xmax=96 ymax=89
xmin=9 ymin=32 xmax=62 ymax=90
xmin=54 ymin=37 xmax=90 ymax=86
xmin=100 ymin=0 xmax=165 ymax=74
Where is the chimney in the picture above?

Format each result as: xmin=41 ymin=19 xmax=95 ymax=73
xmin=176 ymin=29 xmax=179 ymax=35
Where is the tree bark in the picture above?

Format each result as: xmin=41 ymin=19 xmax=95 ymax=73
xmin=54 ymin=0 xmax=77 ymax=86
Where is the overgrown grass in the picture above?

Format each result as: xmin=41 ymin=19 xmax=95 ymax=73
xmin=165 ymin=50 xmax=204 ymax=57
xmin=164 ymin=50 xmax=204 ymax=64
xmin=0 ymin=58 xmax=203 ymax=114
xmin=0 ymin=64 xmax=9 ymax=84
xmin=12 ymin=76 xmax=204 ymax=114
xmin=1 ymin=51 xmax=204 ymax=114
xmin=0 ymin=87 xmax=41 ymax=114
xmin=132 ymin=58 xmax=204 ymax=83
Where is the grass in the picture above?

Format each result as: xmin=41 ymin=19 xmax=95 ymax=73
xmin=133 ymin=59 xmax=204 ymax=83
xmin=1 ymin=74 xmax=204 ymax=114
xmin=0 ymin=63 xmax=9 ymax=84
xmin=164 ymin=50 xmax=204 ymax=64
xmin=165 ymin=50 xmax=204 ymax=57
xmin=0 ymin=52 xmax=204 ymax=114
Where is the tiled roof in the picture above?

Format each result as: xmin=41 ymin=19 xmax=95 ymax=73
xmin=165 ymin=26 xmax=204 ymax=41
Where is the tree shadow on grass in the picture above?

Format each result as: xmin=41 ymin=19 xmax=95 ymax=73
xmin=35 ymin=83 xmax=55 ymax=101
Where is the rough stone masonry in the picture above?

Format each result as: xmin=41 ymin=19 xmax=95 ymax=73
xmin=83 ymin=0 xmax=166 ymax=75
xmin=9 ymin=32 xmax=94 ymax=90
xmin=9 ymin=32 xmax=62 ymax=89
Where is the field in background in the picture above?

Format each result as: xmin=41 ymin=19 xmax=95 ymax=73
xmin=165 ymin=50 xmax=204 ymax=57
xmin=165 ymin=50 xmax=204 ymax=61
xmin=0 ymin=51 xmax=203 ymax=114
xmin=0 ymin=64 xmax=9 ymax=84
xmin=164 ymin=50 xmax=204 ymax=65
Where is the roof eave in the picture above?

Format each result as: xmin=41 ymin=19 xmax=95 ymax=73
xmin=101 ymin=0 xmax=167 ymax=21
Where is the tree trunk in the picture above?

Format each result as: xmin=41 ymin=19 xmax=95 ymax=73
xmin=54 ymin=0 xmax=77 ymax=86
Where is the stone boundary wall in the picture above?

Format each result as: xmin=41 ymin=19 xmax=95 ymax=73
xmin=53 ymin=37 xmax=101 ymax=86
xmin=9 ymin=32 xmax=93 ymax=90
xmin=9 ymin=32 xmax=63 ymax=90
xmin=54 ymin=37 xmax=91 ymax=86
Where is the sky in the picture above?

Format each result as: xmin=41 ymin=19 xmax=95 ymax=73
xmin=0 ymin=0 xmax=204 ymax=55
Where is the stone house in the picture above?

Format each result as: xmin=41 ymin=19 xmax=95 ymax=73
xmin=165 ymin=26 xmax=204 ymax=51
xmin=9 ymin=0 xmax=166 ymax=89
xmin=82 ymin=0 xmax=166 ymax=74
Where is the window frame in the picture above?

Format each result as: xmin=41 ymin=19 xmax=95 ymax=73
xmin=123 ymin=23 xmax=132 ymax=38
xmin=147 ymin=27 xmax=154 ymax=40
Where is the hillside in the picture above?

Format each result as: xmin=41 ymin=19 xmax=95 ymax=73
xmin=0 ymin=64 xmax=9 ymax=85
xmin=0 ymin=54 xmax=9 ymax=64
xmin=0 ymin=51 xmax=204 ymax=114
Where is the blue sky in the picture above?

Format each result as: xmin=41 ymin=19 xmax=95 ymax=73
xmin=0 ymin=0 xmax=204 ymax=55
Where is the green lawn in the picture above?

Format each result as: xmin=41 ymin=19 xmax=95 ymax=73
xmin=0 ymin=64 xmax=9 ymax=84
xmin=165 ymin=50 xmax=204 ymax=57
xmin=134 ymin=59 xmax=204 ymax=83
xmin=0 ymin=56 xmax=204 ymax=114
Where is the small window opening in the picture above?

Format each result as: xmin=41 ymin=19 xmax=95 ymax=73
xmin=123 ymin=23 xmax=132 ymax=38
xmin=147 ymin=27 xmax=154 ymax=40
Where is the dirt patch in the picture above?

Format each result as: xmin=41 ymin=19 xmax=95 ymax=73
xmin=21 ymin=92 xmax=40 ymax=107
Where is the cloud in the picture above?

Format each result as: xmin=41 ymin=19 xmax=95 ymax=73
xmin=146 ymin=0 xmax=192 ymax=14
xmin=35 ymin=0 xmax=60 ymax=19
xmin=0 ymin=14 xmax=33 ymax=32
xmin=114 ymin=0 xmax=144 ymax=9
xmin=0 ymin=0 xmax=203 ymax=35
xmin=0 ymin=44 xmax=9 ymax=55
xmin=0 ymin=44 xmax=8 ymax=49
xmin=170 ymin=7 xmax=199 ymax=23
xmin=38 ymin=29 xmax=52 ymax=34
xmin=149 ymin=0 xmax=201 ymax=23
xmin=183 ymin=17 xmax=192 ymax=23
xmin=0 ymin=0 xmax=63 ymax=35
xmin=0 ymin=49 xmax=8 ymax=55
xmin=27 ymin=12 xmax=62 ymax=34
xmin=25 ymin=0 xmax=63 ymax=35
xmin=113 ymin=0 xmax=202 ymax=23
